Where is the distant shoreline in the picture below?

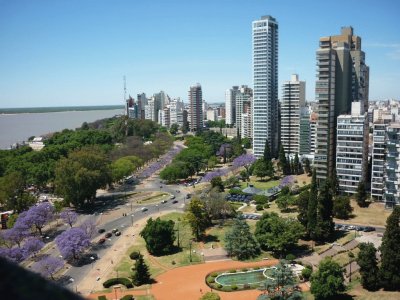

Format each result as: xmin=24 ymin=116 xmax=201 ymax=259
xmin=0 ymin=105 xmax=124 ymax=114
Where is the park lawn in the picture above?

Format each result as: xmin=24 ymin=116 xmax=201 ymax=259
xmin=240 ymin=178 xmax=280 ymax=190
xmin=331 ymin=248 xmax=360 ymax=267
xmin=203 ymin=219 xmax=236 ymax=248
xmin=136 ymin=192 xmax=170 ymax=205
xmin=229 ymin=201 xmax=244 ymax=210
xmin=265 ymin=201 xmax=299 ymax=219
xmin=347 ymin=278 xmax=400 ymax=299
xmin=334 ymin=199 xmax=391 ymax=227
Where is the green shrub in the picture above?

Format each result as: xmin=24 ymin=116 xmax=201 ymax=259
xmin=103 ymin=277 xmax=133 ymax=288
xmin=242 ymin=268 xmax=248 ymax=272
xmin=200 ymin=292 xmax=221 ymax=300
xmin=207 ymin=277 xmax=215 ymax=284
xmin=301 ymin=266 xmax=312 ymax=280
xmin=243 ymin=283 xmax=250 ymax=289
xmin=129 ymin=251 xmax=140 ymax=260
xmin=264 ymin=203 xmax=270 ymax=209
xmin=171 ymin=260 xmax=176 ymax=265
xmin=231 ymin=285 xmax=238 ymax=290
xmin=253 ymin=195 xmax=268 ymax=205
xmin=255 ymin=204 xmax=264 ymax=211
xmin=98 ymin=296 xmax=107 ymax=300
xmin=211 ymin=272 xmax=219 ymax=277
xmin=120 ymin=296 xmax=134 ymax=300
xmin=217 ymin=284 xmax=223 ymax=289
xmin=222 ymin=286 xmax=232 ymax=292
xmin=285 ymin=253 xmax=296 ymax=262
xmin=229 ymin=269 xmax=237 ymax=273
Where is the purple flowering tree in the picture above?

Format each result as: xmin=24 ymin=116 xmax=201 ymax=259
xmin=22 ymin=202 xmax=54 ymax=236
xmin=34 ymin=256 xmax=64 ymax=280
xmin=0 ymin=218 xmax=31 ymax=248
xmin=203 ymin=168 xmax=229 ymax=182
xmin=22 ymin=237 xmax=45 ymax=257
xmin=279 ymin=175 xmax=295 ymax=188
xmin=56 ymin=227 xmax=90 ymax=260
xmin=0 ymin=247 xmax=27 ymax=263
xmin=60 ymin=209 xmax=78 ymax=227
xmin=233 ymin=154 xmax=256 ymax=173
xmin=79 ymin=218 xmax=96 ymax=238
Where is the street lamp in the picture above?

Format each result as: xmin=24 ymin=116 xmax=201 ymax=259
xmin=348 ymin=252 xmax=355 ymax=282
xmin=90 ymin=256 xmax=95 ymax=269
xmin=189 ymin=240 xmax=192 ymax=262
xmin=131 ymin=214 xmax=134 ymax=226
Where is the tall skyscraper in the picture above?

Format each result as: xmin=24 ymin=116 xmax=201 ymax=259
xmin=189 ymin=83 xmax=203 ymax=132
xmin=252 ymin=15 xmax=279 ymax=158
xmin=225 ymin=86 xmax=239 ymax=126
xmin=314 ymin=27 xmax=369 ymax=182
xmin=280 ymin=74 xmax=306 ymax=155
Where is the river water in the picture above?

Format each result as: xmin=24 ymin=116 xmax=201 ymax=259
xmin=0 ymin=109 xmax=124 ymax=149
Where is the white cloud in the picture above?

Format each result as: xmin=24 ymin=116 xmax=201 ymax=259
xmin=364 ymin=42 xmax=400 ymax=61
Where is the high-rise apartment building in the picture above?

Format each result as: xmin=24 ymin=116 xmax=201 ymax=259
xmin=252 ymin=15 xmax=279 ymax=158
xmin=384 ymin=124 xmax=400 ymax=207
xmin=314 ymin=27 xmax=369 ymax=182
xmin=235 ymin=85 xmax=253 ymax=134
xmin=225 ymin=86 xmax=239 ymax=126
xmin=310 ymin=112 xmax=318 ymax=155
xmin=137 ymin=93 xmax=147 ymax=119
xmin=335 ymin=102 xmax=368 ymax=194
xmin=241 ymin=101 xmax=252 ymax=139
xmin=299 ymin=108 xmax=311 ymax=155
xmin=371 ymin=120 xmax=388 ymax=200
xmin=189 ymin=83 xmax=203 ymax=132
xmin=281 ymin=74 xmax=306 ymax=155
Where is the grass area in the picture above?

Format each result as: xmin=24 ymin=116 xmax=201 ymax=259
xmin=334 ymin=199 xmax=391 ymax=227
xmin=203 ymin=219 xmax=235 ymax=248
xmin=114 ymin=212 xmax=203 ymax=280
xmin=331 ymin=248 xmax=359 ymax=267
xmin=229 ymin=201 xmax=244 ymax=210
xmin=136 ymin=296 xmax=155 ymax=300
xmin=136 ymin=192 xmax=170 ymax=204
xmin=240 ymin=178 xmax=280 ymax=190
xmin=347 ymin=278 xmax=400 ymax=299
xmin=265 ymin=201 xmax=299 ymax=218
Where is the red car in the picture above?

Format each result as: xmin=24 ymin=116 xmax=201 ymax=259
xmin=98 ymin=238 xmax=106 ymax=244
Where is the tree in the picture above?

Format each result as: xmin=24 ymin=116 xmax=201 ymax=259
xmin=379 ymin=206 xmax=400 ymax=290
xmin=331 ymin=168 xmax=339 ymax=196
xmin=224 ymin=218 xmax=260 ymax=260
xmin=258 ymin=261 xmax=302 ymax=300
xmin=207 ymin=156 xmax=218 ymax=170
xmin=140 ymin=217 xmax=176 ymax=255
xmin=276 ymin=195 xmax=294 ymax=212
xmin=132 ymin=253 xmax=151 ymax=286
xmin=297 ymin=190 xmax=310 ymax=227
xmin=357 ymin=242 xmax=380 ymax=291
xmin=278 ymin=145 xmax=290 ymax=175
xmin=293 ymin=154 xmax=300 ymax=175
xmin=111 ymin=156 xmax=142 ymax=182
xmin=315 ymin=179 xmax=334 ymax=241
xmin=169 ymin=123 xmax=179 ymax=135
xmin=60 ymin=209 xmax=78 ymax=228
xmin=35 ymin=256 xmax=64 ymax=280
xmin=203 ymin=190 xmax=235 ymax=220
xmin=185 ymin=198 xmax=210 ymax=241
xmin=54 ymin=146 xmax=111 ymax=209
xmin=22 ymin=237 xmax=44 ymax=258
xmin=55 ymin=227 xmax=90 ymax=260
xmin=333 ymin=196 xmax=353 ymax=219
xmin=307 ymin=170 xmax=318 ymax=239
xmin=79 ymin=218 xmax=96 ymax=238
xmin=263 ymin=139 xmax=272 ymax=162
xmin=356 ymin=181 xmax=367 ymax=207
xmin=210 ymin=176 xmax=224 ymax=192
xmin=304 ymin=158 xmax=311 ymax=176
xmin=255 ymin=212 xmax=304 ymax=256
xmin=310 ymin=258 xmax=345 ymax=300
xmin=21 ymin=202 xmax=54 ymax=236
xmin=232 ymin=154 xmax=256 ymax=176
xmin=253 ymin=158 xmax=274 ymax=180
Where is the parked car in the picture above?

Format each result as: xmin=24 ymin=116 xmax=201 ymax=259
xmin=98 ymin=229 xmax=105 ymax=234
xmin=364 ymin=226 xmax=375 ymax=232
xmin=186 ymin=194 xmax=192 ymax=199
xmin=161 ymin=200 xmax=167 ymax=204
xmin=105 ymin=232 xmax=112 ymax=238
xmin=114 ymin=231 xmax=121 ymax=236
xmin=141 ymin=207 xmax=148 ymax=212
xmin=112 ymin=228 xmax=118 ymax=233
xmin=170 ymin=195 xmax=176 ymax=200
xmin=98 ymin=238 xmax=106 ymax=244
xmin=172 ymin=200 xmax=178 ymax=204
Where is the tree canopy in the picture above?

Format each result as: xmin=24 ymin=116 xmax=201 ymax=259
xmin=357 ymin=242 xmax=380 ymax=291
xmin=185 ymin=198 xmax=211 ymax=241
xmin=310 ymin=258 xmax=345 ymax=300
xmin=225 ymin=218 xmax=260 ymax=260
xmin=140 ymin=217 xmax=176 ymax=255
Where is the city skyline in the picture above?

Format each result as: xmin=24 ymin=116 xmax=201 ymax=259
xmin=0 ymin=0 xmax=399 ymax=108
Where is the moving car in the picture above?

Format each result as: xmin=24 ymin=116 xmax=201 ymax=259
xmin=161 ymin=200 xmax=167 ymax=204
xmin=172 ymin=200 xmax=178 ymax=204
xmin=170 ymin=195 xmax=176 ymax=200
xmin=141 ymin=207 xmax=148 ymax=212
xmin=98 ymin=238 xmax=106 ymax=244
xmin=114 ymin=231 xmax=121 ymax=236
xmin=105 ymin=232 xmax=112 ymax=238
xmin=98 ymin=229 xmax=106 ymax=234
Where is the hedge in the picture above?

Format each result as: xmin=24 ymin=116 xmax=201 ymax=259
xmin=120 ymin=296 xmax=134 ymax=300
xmin=103 ymin=277 xmax=133 ymax=288
xmin=98 ymin=296 xmax=107 ymax=300
xmin=129 ymin=251 xmax=140 ymax=260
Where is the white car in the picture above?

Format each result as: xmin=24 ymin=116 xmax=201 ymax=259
xmin=141 ymin=207 xmax=148 ymax=212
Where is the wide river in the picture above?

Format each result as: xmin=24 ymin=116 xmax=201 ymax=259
xmin=0 ymin=109 xmax=123 ymax=149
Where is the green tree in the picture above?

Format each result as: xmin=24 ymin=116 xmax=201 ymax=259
xmin=379 ymin=206 xmax=400 ymax=290
xmin=111 ymin=156 xmax=142 ymax=182
xmin=333 ymin=195 xmax=353 ymax=219
xmin=331 ymin=168 xmax=339 ymax=196
xmin=169 ymin=123 xmax=179 ymax=135
xmin=307 ymin=170 xmax=318 ymax=239
xmin=207 ymin=156 xmax=218 ymax=170
xmin=255 ymin=212 xmax=304 ymax=256
xmin=276 ymin=194 xmax=293 ymax=212
xmin=357 ymin=242 xmax=380 ymax=291
xmin=315 ymin=179 xmax=334 ymax=241
xmin=200 ymin=292 xmax=220 ymax=300
xmin=310 ymin=258 xmax=345 ymax=300
xmin=278 ymin=145 xmax=290 ymax=175
xmin=253 ymin=158 xmax=273 ymax=180
xmin=224 ymin=218 xmax=260 ymax=260
xmin=304 ymin=158 xmax=311 ymax=176
xmin=140 ymin=217 xmax=176 ymax=255
xmin=356 ymin=181 xmax=367 ymax=207
xmin=132 ymin=253 xmax=151 ymax=286
xmin=242 ymin=137 xmax=251 ymax=149
xmin=54 ymin=146 xmax=111 ymax=209
xmin=0 ymin=171 xmax=35 ymax=212
xmin=185 ymin=198 xmax=210 ymax=241
xmin=297 ymin=190 xmax=309 ymax=228
xmin=263 ymin=139 xmax=272 ymax=162
xmin=258 ymin=260 xmax=303 ymax=300
xmin=293 ymin=153 xmax=300 ymax=175
xmin=210 ymin=176 xmax=224 ymax=192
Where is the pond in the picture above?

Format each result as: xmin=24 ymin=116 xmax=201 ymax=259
xmin=215 ymin=267 xmax=276 ymax=286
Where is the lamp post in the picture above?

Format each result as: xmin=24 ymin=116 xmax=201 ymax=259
xmin=348 ymin=252 xmax=355 ymax=282
xmin=189 ymin=240 xmax=192 ymax=262
xmin=131 ymin=214 xmax=134 ymax=226
xmin=90 ymin=256 xmax=95 ymax=269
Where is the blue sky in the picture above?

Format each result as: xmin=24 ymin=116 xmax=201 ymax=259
xmin=0 ymin=0 xmax=399 ymax=108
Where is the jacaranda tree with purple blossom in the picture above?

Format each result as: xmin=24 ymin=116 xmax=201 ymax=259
xmin=35 ymin=256 xmax=64 ymax=280
xmin=279 ymin=175 xmax=295 ymax=189
xmin=79 ymin=218 xmax=96 ymax=238
xmin=55 ymin=227 xmax=90 ymax=260
xmin=60 ymin=209 xmax=78 ymax=227
xmin=22 ymin=237 xmax=44 ymax=258
xmin=0 ymin=213 xmax=31 ymax=248
xmin=233 ymin=154 xmax=256 ymax=179
xmin=22 ymin=202 xmax=54 ymax=236
xmin=0 ymin=247 xmax=27 ymax=263
xmin=203 ymin=168 xmax=228 ymax=182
